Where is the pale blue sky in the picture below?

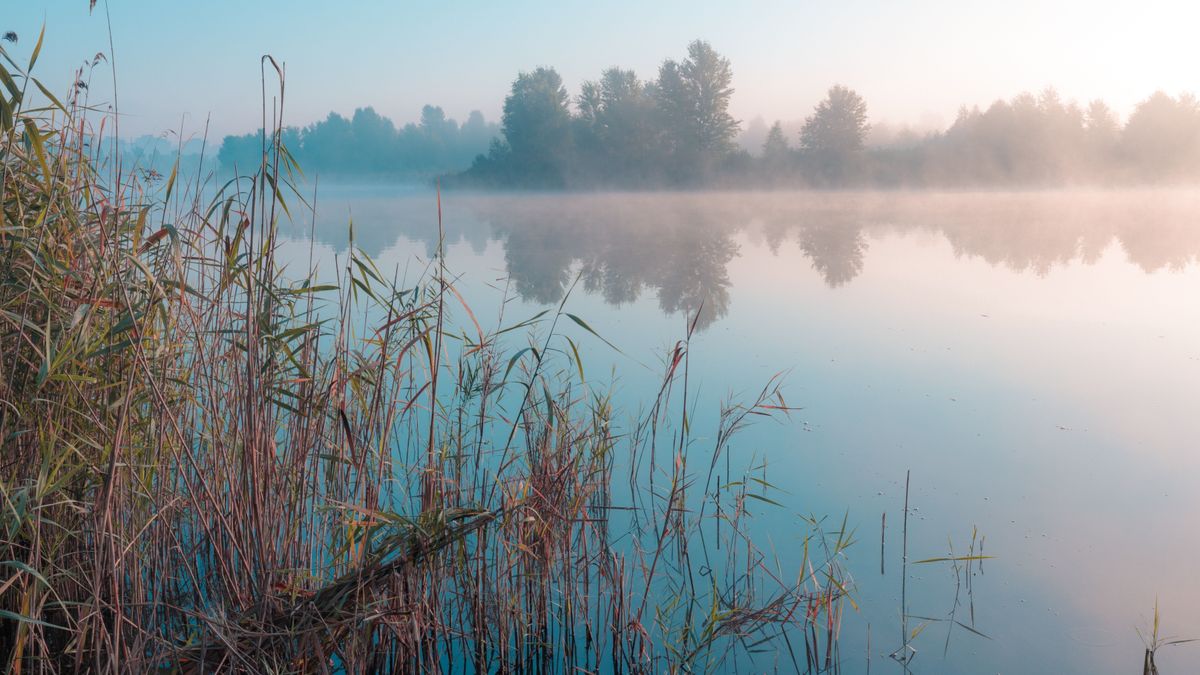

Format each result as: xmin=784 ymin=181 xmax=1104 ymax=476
xmin=6 ymin=1 xmax=1198 ymax=138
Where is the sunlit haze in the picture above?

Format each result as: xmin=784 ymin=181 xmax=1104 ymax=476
xmin=5 ymin=3 xmax=1200 ymax=673
xmin=7 ymin=0 xmax=1199 ymax=136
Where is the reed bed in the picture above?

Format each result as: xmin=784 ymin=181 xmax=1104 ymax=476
xmin=0 ymin=46 xmax=852 ymax=672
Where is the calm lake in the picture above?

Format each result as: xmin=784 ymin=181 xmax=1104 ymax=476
xmin=279 ymin=188 xmax=1200 ymax=673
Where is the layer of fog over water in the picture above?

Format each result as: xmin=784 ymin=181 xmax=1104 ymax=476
xmin=275 ymin=187 xmax=1200 ymax=673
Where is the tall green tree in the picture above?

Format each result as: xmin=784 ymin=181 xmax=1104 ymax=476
xmin=800 ymin=86 xmax=870 ymax=154
xmin=577 ymin=81 xmax=602 ymax=126
xmin=682 ymin=40 xmax=738 ymax=154
xmin=651 ymin=40 xmax=739 ymax=182
xmin=800 ymin=85 xmax=869 ymax=183
xmin=351 ymin=107 xmax=398 ymax=171
xmin=579 ymin=68 xmax=657 ymax=183
xmin=304 ymin=111 xmax=355 ymax=172
xmin=500 ymin=67 xmax=573 ymax=187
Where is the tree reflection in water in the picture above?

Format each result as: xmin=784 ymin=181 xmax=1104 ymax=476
xmin=299 ymin=189 xmax=1200 ymax=330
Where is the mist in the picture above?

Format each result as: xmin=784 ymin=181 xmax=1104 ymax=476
xmin=6 ymin=3 xmax=1200 ymax=673
xmin=211 ymin=40 xmax=1200 ymax=189
xmin=295 ymin=188 xmax=1200 ymax=327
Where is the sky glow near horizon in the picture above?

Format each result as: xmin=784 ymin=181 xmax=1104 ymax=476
xmin=5 ymin=1 xmax=1199 ymax=139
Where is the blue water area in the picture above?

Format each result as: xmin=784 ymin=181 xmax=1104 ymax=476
xmin=274 ymin=187 xmax=1200 ymax=673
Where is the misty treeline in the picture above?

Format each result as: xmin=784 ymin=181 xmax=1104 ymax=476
xmin=216 ymin=40 xmax=1200 ymax=188
xmin=456 ymin=40 xmax=1200 ymax=188
xmin=456 ymin=41 xmax=740 ymax=188
xmin=864 ymin=90 xmax=1200 ymax=187
xmin=217 ymin=105 xmax=498 ymax=178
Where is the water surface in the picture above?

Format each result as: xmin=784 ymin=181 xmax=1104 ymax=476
xmin=282 ymin=188 xmax=1200 ymax=673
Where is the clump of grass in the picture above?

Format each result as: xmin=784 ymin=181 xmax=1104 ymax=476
xmin=1139 ymin=599 xmax=1196 ymax=675
xmin=0 ymin=42 xmax=853 ymax=672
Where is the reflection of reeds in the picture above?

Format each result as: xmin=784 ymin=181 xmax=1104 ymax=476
xmin=888 ymin=473 xmax=991 ymax=671
xmin=0 ymin=49 xmax=853 ymax=672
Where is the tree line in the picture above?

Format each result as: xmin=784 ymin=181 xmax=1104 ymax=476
xmin=217 ymin=40 xmax=1200 ymax=188
xmin=217 ymin=105 xmax=498 ymax=179
xmin=457 ymin=40 xmax=741 ymax=188
xmin=862 ymin=89 xmax=1200 ymax=186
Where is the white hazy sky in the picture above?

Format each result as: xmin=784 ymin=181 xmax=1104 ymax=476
xmin=6 ymin=1 xmax=1199 ymax=138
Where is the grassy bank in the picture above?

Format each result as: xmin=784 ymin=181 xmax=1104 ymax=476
xmin=0 ymin=46 xmax=853 ymax=672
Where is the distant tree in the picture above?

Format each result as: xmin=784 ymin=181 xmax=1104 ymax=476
xmin=351 ymin=107 xmax=397 ymax=171
xmin=1121 ymin=91 xmax=1200 ymax=180
xmin=1082 ymin=99 xmax=1119 ymax=179
xmin=419 ymin=104 xmax=451 ymax=134
xmin=800 ymin=85 xmax=869 ymax=183
xmin=597 ymin=69 xmax=642 ymax=115
xmin=737 ymin=116 xmax=771 ymax=155
xmin=217 ymin=132 xmax=263 ymax=173
xmin=572 ymin=80 xmax=605 ymax=181
xmin=682 ymin=41 xmax=738 ymax=154
xmin=996 ymin=93 xmax=1042 ymax=179
xmin=650 ymin=40 xmax=739 ymax=183
xmin=303 ymin=112 xmax=355 ymax=172
xmin=218 ymin=105 xmax=495 ymax=179
xmin=1022 ymin=88 xmax=1087 ymax=182
xmin=499 ymin=67 xmax=573 ymax=187
xmin=1084 ymin=99 xmax=1119 ymax=139
xmin=650 ymin=59 xmax=695 ymax=180
xmin=576 ymin=80 xmax=602 ymax=126
xmin=762 ymin=121 xmax=790 ymax=166
xmin=412 ymin=105 xmax=458 ymax=167
xmin=927 ymin=89 xmax=1099 ymax=186
xmin=457 ymin=110 xmax=499 ymax=166
xmin=583 ymin=68 xmax=658 ymax=183
xmin=462 ymin=110 xmax=490 ymax=137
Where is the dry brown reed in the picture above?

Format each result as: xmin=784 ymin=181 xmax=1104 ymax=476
xmin=0 ymin=41 xmax=852 ymax=673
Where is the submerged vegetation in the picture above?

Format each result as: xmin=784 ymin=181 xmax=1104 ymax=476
xmin=0 ymin=38 xmax=871 ymax=672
